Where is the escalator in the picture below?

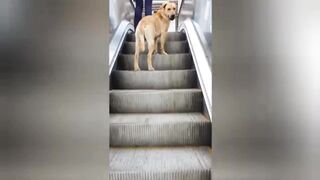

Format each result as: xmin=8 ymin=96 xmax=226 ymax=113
xmin=109 ymin=32 xmax=212 ymax=179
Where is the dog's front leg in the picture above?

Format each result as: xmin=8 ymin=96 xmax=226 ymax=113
xmin=160 ymin=32 xmax=168 ymax=55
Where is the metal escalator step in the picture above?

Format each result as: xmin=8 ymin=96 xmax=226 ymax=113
xmin=126 ymin=32 xmax=187 ymax=42
xmin=110 ymin=113 xmax=211 ymax=146
xmin=110 ymin=89 xmax=203 ymax=113
xmin=121 ymin=41 xmax=189 ymax=54
xmin=109 ymin=146 xmax=212 ymax=180
xmin=117 ymin=53 xmax=193 ymax=70
xmin=111 ymin=69 xmax=197 ymax=89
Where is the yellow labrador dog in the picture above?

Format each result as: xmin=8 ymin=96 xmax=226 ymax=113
xmin=134 ymin=1 xmax=177 ymax=71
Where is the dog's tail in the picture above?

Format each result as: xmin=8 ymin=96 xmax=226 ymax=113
xmin=135 ymin=29 xmax=145 ymax=52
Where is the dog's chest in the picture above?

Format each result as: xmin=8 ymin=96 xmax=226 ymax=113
xmin=154 ymin=19 xmax=169 ymax=35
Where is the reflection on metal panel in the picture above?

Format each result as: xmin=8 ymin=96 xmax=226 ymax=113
xmin=109 ymin=21 xmax=134 ymax=75
xmin=0 ymin=1 xmax=108 ymax=179
xmin=178 ymin=0 xmax=212 ymax=66
xmin=179 ymin=19 xmax=212 ymax=120
xmin=109 ymin=0 xmax=134 ymax=34
xmin=213 ymin=0 xmax=320 ymax=179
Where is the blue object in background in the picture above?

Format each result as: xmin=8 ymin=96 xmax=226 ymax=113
xmin=134 ymin=0 xmax=153 ymax=29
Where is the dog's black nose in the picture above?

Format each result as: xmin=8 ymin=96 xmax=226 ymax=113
xmin=170 ymin=15 xmax=175 ymax=20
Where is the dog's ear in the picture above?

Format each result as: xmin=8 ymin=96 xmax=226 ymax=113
xmin=160 ymin=2 xmax=168 ymax=10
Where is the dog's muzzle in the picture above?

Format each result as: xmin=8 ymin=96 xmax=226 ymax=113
xmin=169 ymin=15 xmax=175 ymax=20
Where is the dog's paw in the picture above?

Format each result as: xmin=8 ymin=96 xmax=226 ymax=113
xmin=161 ymin=51 xmax=168 ymax=55
xmin=148 ymin=66 xmax=155 ymax=71
xmin=134 ymin=66 xmax=141 ymax=71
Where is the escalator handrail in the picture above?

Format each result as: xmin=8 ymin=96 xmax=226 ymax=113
xmin=129 ymin=0 xmax=135 ymax=8
xmin=179 ymin=18 xmax=212 ymax=121
xmin=109 ymin=20 xmax=134 ymax=75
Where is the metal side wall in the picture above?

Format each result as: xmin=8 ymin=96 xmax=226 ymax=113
xmin=178 ymin=0 xmax=212 ymax=66
xmin=213 ymin=0 xmax=320 ymax=179
xmin=0 ymin=1 xmax=108 ymax=180
xmin=109 ymin=0 xmax=135 ymax=39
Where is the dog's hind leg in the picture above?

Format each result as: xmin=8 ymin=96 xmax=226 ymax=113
xmin=145 ymin=27 xmax=156 ymax=71
xmin=153 ymin=38 xmax=158 ymax=55
xmin=134 ymin=32 xmax=144 ymax=71
xmin=138 ymin=33 xmax=145 ymax=52
xmin=134 ymin=46 xmax=141 ymax=71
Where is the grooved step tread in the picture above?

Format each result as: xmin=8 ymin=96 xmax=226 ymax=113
xmin=121 ymin=41 xmax=189 ymax=54
xmin=117 ymin=53 xmax=193 ymax=70
xmin=110 ymin=113 xmax=211 ymax=146
xmin=110 ymin=146 xmax=212 ymax=180
xmin=111 ymin=69 xmax=197 ymax=89
xmin=110 ymin=89 xmax=202 ymax=93
xmin=126 ymin=32 xmax=187 ymax=42
xmin=109 ymin=32 xmax=212 ymax=180
xmin=110 ymin=89 xmax=203 ymax=113
xmin=110 ymin=113 xmax=208 ymax=124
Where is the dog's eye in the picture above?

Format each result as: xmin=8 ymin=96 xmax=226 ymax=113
xmin=168 ymin=8 xmax=171 ymax=10
xmin=173 ymin=8 xmax=176 ymax=10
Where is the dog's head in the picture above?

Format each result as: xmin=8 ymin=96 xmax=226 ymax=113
xmin=158 ymin=1 xmax=177 ymax=21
